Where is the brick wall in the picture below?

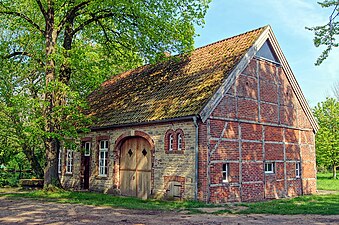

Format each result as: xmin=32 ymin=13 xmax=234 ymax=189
xmin=200 ymin=58 xmax=316 ymax=203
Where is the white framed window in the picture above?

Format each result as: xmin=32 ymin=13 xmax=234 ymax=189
xmin=58 ymin=150 xmax=62 ymax=174
xmin=169 ymin=134 xmax=174 ymax=151
xmin=264 ymin=162 xmax=275 ymax=174
xmin=99 ymin=140 xmax=108 ymax=176
xmin=296 ymin=162 xmax=301 ymax=178
xmin=222 ymin=163 xmax=229 ymax=182
xmin=66 ymin=149 xmax=73 ymax=174
xmin=84 ymin=142 xmax=91 ymax=156
xmin=177 ymin=133 xmax=182 ymax=151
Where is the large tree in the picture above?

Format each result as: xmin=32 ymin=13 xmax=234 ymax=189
xmin=313 ymin=97 xmax=339 ymax=179
xmin=0 ymin=0 xmax=210 ymax=187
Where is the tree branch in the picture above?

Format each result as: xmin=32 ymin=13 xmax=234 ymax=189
xmin=57 ymin=0 xmax=91 ymax=35
xmin=35 ymin=0 xmax=47 ymax=20
xmin=72 ymin=11 xmax=138 ymax=36
xmin=0 ymin=11 xmax=45 ymax=35
xmin=4 ymin=51 xmax=45 ymax=66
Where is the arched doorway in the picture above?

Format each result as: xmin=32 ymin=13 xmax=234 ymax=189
xmin=119 ymin=136 xmax=152 ymax=199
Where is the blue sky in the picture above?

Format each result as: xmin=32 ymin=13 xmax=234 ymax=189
xmin=194 ymin=0 xmax=339 ymax=107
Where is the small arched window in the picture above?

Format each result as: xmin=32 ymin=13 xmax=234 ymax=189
xmin=177 ymin=133 xmax=182 ymax=151
xmin=169 ymin=134 xmax=174 ymax=151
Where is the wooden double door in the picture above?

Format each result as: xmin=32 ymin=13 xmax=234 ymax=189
xmin=120 ymin=137 xmax=151 ymax=199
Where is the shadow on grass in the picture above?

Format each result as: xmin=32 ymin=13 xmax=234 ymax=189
xmin=0 ymin=190 xmax=216 ymax=212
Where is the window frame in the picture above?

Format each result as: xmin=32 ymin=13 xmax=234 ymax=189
xmin=177 ymin=133 xmax=182 ymax=151
xmin=65 ymin=149 xmax=73 ymax=174
xmin=296 ymin=162 xmax=301 ymax=178
xmin=84 ymin=142 xmax=91 ymax=156
xmin=169 ymin=134 xmax=174 ymax=151
xmin=222 ymin=163 xmax=229 ymax=183
xmin=98 ymin=140 xmax=108 ymax=177
xmin=58 ymin=149 xmax=62 ymax=174
xmin=264 ymin=162 xmax=275 ymax=174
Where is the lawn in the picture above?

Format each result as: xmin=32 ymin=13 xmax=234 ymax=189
xmin=1 ymin=172 xmax=338 ymax=215
xmin=236 ymin=193 xmax=339 ymax=215
xmin=1 ymin=188 xmax=338 ymax=215
xmin=0 ymin=189 xmax=214 ymax=211
xmin=317 ymin=172 xmax=339 ymax=191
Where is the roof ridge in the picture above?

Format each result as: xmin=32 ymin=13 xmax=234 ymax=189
xmin=194 ymin=25 xmax=269 ymax=51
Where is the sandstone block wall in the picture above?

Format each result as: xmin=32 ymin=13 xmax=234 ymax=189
xmin=59 ymin=120 xmax=197 ymax=200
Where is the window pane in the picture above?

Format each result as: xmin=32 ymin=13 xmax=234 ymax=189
xmin=222 ymin=163 xmax=229 ymax=182
xmin=178 ymin=134 xmax=182 ymax=150
xmin=85 ymin=142 xmax=91 ymax=156
xmin=169 ymin=134 xmax=173 ymax=151
xmin=265 ymin=163 xmax=274 ymax=173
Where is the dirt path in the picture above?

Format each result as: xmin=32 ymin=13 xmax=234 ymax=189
xmin=0 ymin=197 xmax=338 ymax=225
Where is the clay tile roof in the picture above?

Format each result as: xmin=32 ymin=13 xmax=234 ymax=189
xmin=87 ymin=26 xmax=267 ymax=128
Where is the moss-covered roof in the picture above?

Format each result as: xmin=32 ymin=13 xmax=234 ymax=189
xmin=87 ymin=26 xmax=266 ymax=127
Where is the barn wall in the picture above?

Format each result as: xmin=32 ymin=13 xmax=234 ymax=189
xmin=198 ymin=57 xmax=316 ymax=203
xmin=59 ymin=120 xmax=197 ymax=200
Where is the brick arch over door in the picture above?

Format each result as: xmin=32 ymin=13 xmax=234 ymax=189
xmin=114 ymin=131 xmax=154 ymax=199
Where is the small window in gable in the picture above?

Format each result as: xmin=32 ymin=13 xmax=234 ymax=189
xmin=256 ymin=41 xmax=279 ymax=63
xmin=177 ymin=133 xmax=182 ymax=151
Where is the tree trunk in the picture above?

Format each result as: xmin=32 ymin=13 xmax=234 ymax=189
xmin=22 ymin=144 xmax=44 ymax=178
xmin=333 ymin=165 xmax=337 ymax=179
xmin=44 ymin=138 xmax=61 ymax=186
xmin=43 ymin=1 xmax=61 ymax=188
xmin=60 ymin=16 xmax=74 ymax=85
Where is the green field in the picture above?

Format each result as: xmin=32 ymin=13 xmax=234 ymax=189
xmin=317 ymin=172 xmax=339 ymax=191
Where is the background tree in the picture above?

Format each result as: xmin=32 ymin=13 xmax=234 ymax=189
xmin=313 ymin=97 xmax=339 ymax=179
xmin=0 ymin=0 xmax=210 ymax=187
xmin=306 ymin=0 xmax=339 ymax=65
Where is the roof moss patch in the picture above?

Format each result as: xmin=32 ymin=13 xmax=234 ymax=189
xmin=87 ymin=26 xmax=266 ymax=127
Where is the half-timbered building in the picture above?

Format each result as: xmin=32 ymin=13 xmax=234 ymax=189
xmin=58 ymin=25 xmax=318 ymax=202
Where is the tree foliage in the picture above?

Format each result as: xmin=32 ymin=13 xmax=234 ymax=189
xmin=313 ymin=97 xmax=339 ymax=178
xmin=0 ymin=0 xmax=210 ymax=187
xmin=306 ymin=0 xmax=339 ymax=65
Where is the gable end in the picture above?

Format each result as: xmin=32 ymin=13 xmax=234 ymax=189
xmin=199 ymin=26 xmax=318 ymax=133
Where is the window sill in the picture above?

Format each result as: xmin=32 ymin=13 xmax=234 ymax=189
xmin=65 ymin=172 xmax=73 ymax=176
xmin=96 ymin=175 xmax=108 ymax=180
xmin=165 ymin=150 xmax=185 ymax=154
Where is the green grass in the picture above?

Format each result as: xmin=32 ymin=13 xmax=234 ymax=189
xmin=1 ymin=173 xmax=339 ymax=216
xmin=0 ymin=189 xmax=214 ymax=212
xmin=317 ymin=172 xmax=339 ymax=191
xmin=1 ymin=189 xmax=338 ymax=215
xmin=237 ymin=193 xmax=339 ymax=215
